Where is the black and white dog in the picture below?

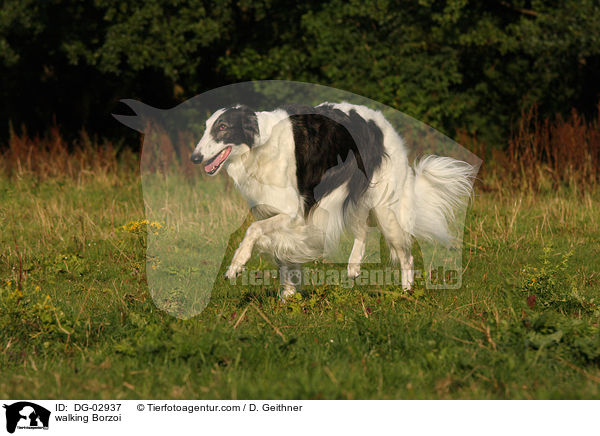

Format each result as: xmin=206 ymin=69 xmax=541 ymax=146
xmin=191 ymin=102 xmax=476 ymax=299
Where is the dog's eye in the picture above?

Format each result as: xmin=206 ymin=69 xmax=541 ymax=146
xmin=218 ymin=124 xmax=227 ymax=131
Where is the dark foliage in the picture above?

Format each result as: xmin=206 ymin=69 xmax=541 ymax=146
xmin=1 ymin=0 xmax=599 ymax=146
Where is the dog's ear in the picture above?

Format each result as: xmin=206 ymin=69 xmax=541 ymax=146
xmin=240 ymin=106 xmax=259 ymax=148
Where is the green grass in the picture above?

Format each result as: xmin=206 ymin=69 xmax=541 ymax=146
xmin=1 ymin=168 xmax=600 ymax=399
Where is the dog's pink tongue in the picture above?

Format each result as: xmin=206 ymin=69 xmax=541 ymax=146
xmin=204 ymin=147 xmax=232 ymax=173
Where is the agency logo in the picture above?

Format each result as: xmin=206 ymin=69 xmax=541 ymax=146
xmin=3 ymin=402 xmax=50 ymax=434
xmin=114 ymin=81 xmax=481 ymax=319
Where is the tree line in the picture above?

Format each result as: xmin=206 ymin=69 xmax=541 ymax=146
xmin=1 ymin=0 xmax=599 ymax=147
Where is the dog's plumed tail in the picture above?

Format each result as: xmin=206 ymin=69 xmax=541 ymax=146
xmin=412 ymin=155 xmax=477 ymax=245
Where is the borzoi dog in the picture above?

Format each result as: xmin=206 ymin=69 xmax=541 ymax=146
xmin=190 ymin=102 xmax=476 ymax=299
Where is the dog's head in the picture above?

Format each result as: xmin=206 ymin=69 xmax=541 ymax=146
xmin=190 ymin=105 xmax=258 ymax=175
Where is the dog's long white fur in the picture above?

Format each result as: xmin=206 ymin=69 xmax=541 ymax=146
xmin=412 ymin=155 xmax=475 ymax=245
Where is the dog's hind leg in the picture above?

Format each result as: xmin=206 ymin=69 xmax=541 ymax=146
xmin=346 ymin=208 xmax=371 ymax=279
xmin=373 ymin=206 xmax=414 ymax=290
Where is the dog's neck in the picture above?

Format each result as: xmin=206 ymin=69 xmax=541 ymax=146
xmin=256 ymin=109 xmax=289 ymax=146
xmin=225 ymin=109 xmax=301 ymax=217
xmin=226 ymin=109 xmax=290 ymax=180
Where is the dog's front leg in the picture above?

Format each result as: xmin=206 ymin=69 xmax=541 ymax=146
xmin=225 ymin=214 xmax=292 ymax=280
xmin=279 ymin=262 xmax=303 ymax=301
xmin=347 ymin=238 xmax=366 ymax=278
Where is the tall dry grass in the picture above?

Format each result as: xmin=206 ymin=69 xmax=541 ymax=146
xmin=0 ymin=124 xmax=137 ymax=182
xmin=1 ymin=104 xmax=598 ymax=193
xmin=507 ymin=103 xmax=600 ymax=191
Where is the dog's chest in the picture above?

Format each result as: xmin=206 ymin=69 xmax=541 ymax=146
xmin=227 ymin=152 xmax=301 ymax=217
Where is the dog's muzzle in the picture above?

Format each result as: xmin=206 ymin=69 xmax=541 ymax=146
xmin=190 ymin=152 xmax=203 ymax=164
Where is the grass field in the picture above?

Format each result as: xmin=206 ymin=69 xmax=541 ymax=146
xmin=1 ymin=130 xmax=600 ymax=399
xmin=1 ymin=167 xmax=599 ymax=399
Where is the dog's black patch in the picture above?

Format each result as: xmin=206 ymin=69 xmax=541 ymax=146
xmin=284 ymin=104 xmax=386 ymax=216
xmin=210 ymin=106 xmax=258 ymax=147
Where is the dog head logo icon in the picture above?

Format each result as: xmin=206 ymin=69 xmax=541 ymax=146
xmin=113 ymin=81 xmax=480 ymax=319
xmin=3 ymin=402 xmax=50 ymax=433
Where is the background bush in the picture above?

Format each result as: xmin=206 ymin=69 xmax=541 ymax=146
xmin=1 ymin=0 xmax=599 ymax=145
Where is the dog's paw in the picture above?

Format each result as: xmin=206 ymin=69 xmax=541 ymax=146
xmin=279 ymin=285 xmax=297 ymax=303
xmin=347 ymin=263 xmax=361 ymax=279
xmin=224 ymin=262 xmax=244 ymax=280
